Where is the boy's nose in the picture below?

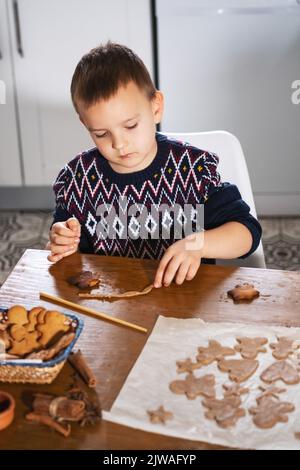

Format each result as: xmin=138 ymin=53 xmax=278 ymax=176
xmin=112 ymin=137 xmax=128 ymax=151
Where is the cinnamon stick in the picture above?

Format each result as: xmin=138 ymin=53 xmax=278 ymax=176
xmin=33 ymin=394 xmax=85 ymax=421
xmin=68 ymin=350 xmax=97 ymax=388
xmin=26 ymin=413 xmax=71 ymax=437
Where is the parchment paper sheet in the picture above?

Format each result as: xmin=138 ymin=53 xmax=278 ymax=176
xmin=103 ymin=316 xmax=300 ymax=449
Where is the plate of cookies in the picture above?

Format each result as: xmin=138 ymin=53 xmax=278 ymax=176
xmin=0 ymin=305 xmax=83 ymax=384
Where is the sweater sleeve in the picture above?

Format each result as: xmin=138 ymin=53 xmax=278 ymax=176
xmin=204 ymin=182 xmax=262 ymax=258
xmin=51 ymin=166 xmax=94 ymax=254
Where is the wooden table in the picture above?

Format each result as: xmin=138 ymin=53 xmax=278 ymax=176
xmin=0 ymin=249 xmax=299 ymax=450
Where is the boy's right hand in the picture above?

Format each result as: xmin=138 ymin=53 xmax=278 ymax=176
xmin=47 ymin=217 xmax=81 ymax=263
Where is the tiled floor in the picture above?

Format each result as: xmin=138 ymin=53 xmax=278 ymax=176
xmin=0 ymin=211 xmax=299 ymax=286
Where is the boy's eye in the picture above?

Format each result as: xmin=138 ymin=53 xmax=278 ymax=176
xmin=94 ymin=123 xmax=138 ymax=139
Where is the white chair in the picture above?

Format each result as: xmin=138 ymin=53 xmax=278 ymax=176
xmin=165 ymin=130 xmax=266 ymax=269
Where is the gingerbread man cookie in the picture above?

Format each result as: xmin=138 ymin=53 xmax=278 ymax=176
xmin=7 ymin=305 xmax=32 ymax=344
xmin=9 ymin=324 xmax=27 ymax=342
xmin=270 ymin=336 xmax=300 ymax=360
xmin=36 ymin=311 xmax=70 ymax=347
xmin=169 ymin=373 xmax=216 ymax=399
xmin=227 ymin=283 xmax=260 ymax=302
xmin=222 ymin=383 xmax=249 ymax=397
xmin=257 ymin=385 xmax=286 ymax=401
xmin=249 ymin=396 xmax=295 ymax=429
xmin=202 ymin=395 xmax=246 ymax=428
xmin=234 ymin=337 xmax=268 ymax=359
xmin=25 ymin=307 xmax=45 ymax=333
xmin=7 ymin=305 xmax=28 ymax=325
xmin=196 ymin=340 xmax=235 ymax=365
xmin=176 ymin=358 xmax=202 ymax=374
xmin=218 ymin=358 xmax=259 ymax=382
xmin=8 ymin=330 xmax=41 ymax=356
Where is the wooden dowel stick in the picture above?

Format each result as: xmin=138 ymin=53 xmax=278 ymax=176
xmin=39 ymin=291 xmax=147 ymax=334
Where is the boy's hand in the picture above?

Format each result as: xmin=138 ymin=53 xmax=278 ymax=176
xmin=154 ymin=233 xmax=204 ymax=288
xmin=47 ymin=217 xmax=81 ymax=263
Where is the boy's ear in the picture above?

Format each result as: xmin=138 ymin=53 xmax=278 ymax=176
xmin=152 ymin=90 xmax=164 ymax=124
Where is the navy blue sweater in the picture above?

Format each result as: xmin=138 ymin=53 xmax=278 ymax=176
xmin=52 ymin=132 xmax=262 ymax=263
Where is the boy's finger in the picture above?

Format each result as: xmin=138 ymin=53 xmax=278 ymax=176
xmin=154 ymin=251 xmax=173 ymax=288
xmin=186 ymin=262 xmax=200 ymax=281
xmin=53 ymin=225 xmax=79 ymax=238
xmin=49 ymin=243 xmax=77 ymax=255
xmin=175 ymin=261 xmax=190 ymax=285
xmin=50 ymin=234 xmax=80 ymax=246
xmin=47 ymin=247 xmax=77 ymax=263
xmin=162 ymin=257 xmax=181 ymax=287
xmin=47 ymin=252 xmax=61 ymax=262
xmin=60 ymin=247 xmax=77 ymax=258
xmin=67 ymin=217 xmax=81 ymax=235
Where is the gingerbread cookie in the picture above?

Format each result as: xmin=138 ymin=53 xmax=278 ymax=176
xmin=218 ymin=358 xmax=259 ymax=382
xmin=67 ymin=271 xmax=100 ymax=290
xmin=234 ymin=337 xmax=268 ymax=359
xmin=176 ymin=358 xmax=202 ymax=374
xmin=147 ymin=406 xmax=173 ymax=424
xmin=196 ymin=340 xmax=235 ymax=365
xmin=9 ymin=324 xmax=27 ymax=342
xmin=8 ymin=330 xmax=41 ymax=356
xmin=227 ymin=283 xmax=260 ymax=302
xmin=7 ymin=305 xmax=28 ymax=325
xmin=7 ymin=305 xmax=31 ymax=344
xmin=25 ymin=307 xmax=45 ymax=332
xmin=36 ymin=311 xmax=70 ymax=347
xmin=202 ymin=395 xmax=246 ymax=428
xmin=249 ymin=395 xmax=295 ymax=429
xmin=169 ymin=373 xmax=216 ymax=399
xmin=257 ymin=385 xmax=286 ymax=401
xmin=222 ymin=383 xmax=249 ymax=397
xmin=37 ymin=309 xmax=48 ymax=324
xmin=27 ymin=332 xmax=75 ymax=361
xmin=270 ymin=336 xmax=300 ymax=360
xmin=260 ymin=360 xmax=300 ymax=385
xmin=1 ymin=304 xmax=75 ymax=361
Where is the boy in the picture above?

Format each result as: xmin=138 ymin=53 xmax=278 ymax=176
xmin=47 ymin=42 xmax=262 ymax=288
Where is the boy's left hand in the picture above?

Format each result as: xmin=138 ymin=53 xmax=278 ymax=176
xmin=154 ymin=233 xmax=204 ymax=288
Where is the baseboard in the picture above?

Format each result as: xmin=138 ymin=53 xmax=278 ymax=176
xmin=0 ymin=187 xmax=54 ymax=210
xmin=0 ymin=187 xmax=299 ymax=215
xmin=254 ymin=193 xmax=300 ymax=217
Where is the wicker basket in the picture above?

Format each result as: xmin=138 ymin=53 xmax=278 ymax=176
xmin=0 ymin=308 xmax=84 ymax=384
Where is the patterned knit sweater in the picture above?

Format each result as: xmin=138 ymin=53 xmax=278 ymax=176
xmin=52 ymin=132 xmax=261 ymax=261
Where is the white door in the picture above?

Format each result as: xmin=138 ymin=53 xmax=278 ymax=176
xmin=0 ymin=0 xmax=22 ymax=186
xmin=6 ymin=0 xmax=153 ymax=185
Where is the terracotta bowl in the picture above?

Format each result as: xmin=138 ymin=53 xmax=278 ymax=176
xmin=0 ymin=391 xmax=15 ymax=431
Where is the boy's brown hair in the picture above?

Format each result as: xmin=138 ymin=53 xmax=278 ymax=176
xmin=71 ymin=41 xmax=156 ymax=112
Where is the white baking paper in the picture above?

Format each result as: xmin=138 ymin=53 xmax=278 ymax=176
xmin=103 ymin=316 xmax=300 ymax=449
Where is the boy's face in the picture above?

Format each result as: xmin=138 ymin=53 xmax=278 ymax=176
xmin=78 ymin=81 xmax=164 ymax=174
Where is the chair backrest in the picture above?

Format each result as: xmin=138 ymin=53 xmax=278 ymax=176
xmin=165 ymin=130 xmax=266 ymax=268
